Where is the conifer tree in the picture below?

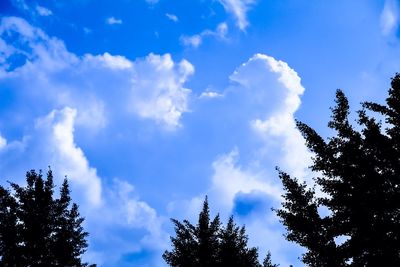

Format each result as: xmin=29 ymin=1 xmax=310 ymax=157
xmin=276 ymin=74 xmax=400 ymax=266
xmin=0 ymin=169 xmax=95 ymax=267
xmin=163 ymin=197 xmax=274 ymax=267
xmin=262 ymin=251 xmax=279 ymax=267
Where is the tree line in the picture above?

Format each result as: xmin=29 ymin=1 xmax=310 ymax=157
xmin=2 ymin=74 xmax=400 ymax=266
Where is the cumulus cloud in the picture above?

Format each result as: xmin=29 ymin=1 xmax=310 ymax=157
xmin=106 ymin=16 xmax=123 ymax=25
xmin=181 ymin=22 xmax=228 ymax=48
xmin=381 ymin=0 xmax=399 ymax=36
xmin=230 ymin=53 xmax=312 ymax=179
xmin=129 ymin=53 xmax=194 ymax=128
xmin=0 ymin=108 xmax=167 ymax=265
xmin=218 ymin=0 xmax=255 ymax=31
xmin=34 ymin=108 xmax=102 ymax=206
xmin=173 ymin=53 xmax=310 ymax=265
xmin=209 ymin=148 xmax=282 ymax=213
xmin=36 ymin=5 xmax=53 ymax=16
xmin=166 ymin=13 xmax=179 ymax=22
xmin=0 ymin=16 xmax=193 ymax=129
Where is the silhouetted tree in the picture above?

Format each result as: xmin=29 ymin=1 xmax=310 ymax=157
xmin=263 ymin=251 xmax=279 ymax=267
xmin=164 ymin=197 xmax=276 ymax=267
xmin=276 ymin=74 xmax=400 ymax=266
xmin=0 ymin=169 xmax=95 ymax=267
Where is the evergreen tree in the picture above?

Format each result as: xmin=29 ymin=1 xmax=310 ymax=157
xmin=276 ymin=74 xmax=400 ymax=266
xmin=0 ymin=186 xmax=21 ymax=266
xmin=218 ymin=216 xmax=260 ymax=267
xmin=0 ymin=169 xmax=95 ymax=267
xmin=262 ymin=251 xmax=279 ymax=267
xmin=163 ymin=197 xmax=271 ymax=267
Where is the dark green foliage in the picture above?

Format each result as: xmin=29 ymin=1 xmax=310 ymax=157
xmin=0 ymin=169 xmax=95 ymax=267
xmin=163 ymin=197 xmax=275 ymax=267
xmin=277 ymin=74 xmax=400 ymax=266
xmin=263 ymin=251 xmax=279 ymax=267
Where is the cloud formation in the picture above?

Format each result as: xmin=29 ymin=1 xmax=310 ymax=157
xmin=381 ymin=0 xmax=399 ymax=36
xmin=230 ymin=53 xmax=311 ymax=179
xmin=166 ymin=13 xmax=179 ymax=22
xmin=106 ymin=17 xmax=123 ymax=25
xmin=0 ymin=16 xmax=193 ymax=129
xmin=181 ymin=22 xmax=228 ymax=48
xmin=36 ymin=5 xmax=53 ymax=16
xmin=218 ymin=0 xmax=255 ymax=30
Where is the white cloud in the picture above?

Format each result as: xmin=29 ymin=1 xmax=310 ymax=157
xmin=181 ymin=22 xmax=228 ymax=48
xmin=36 ymin=5 xmax=52 ymax=16
xmin=130 ymin=53 xmax=194 ymax=128
xmin=230 ymin=53 xmax=312 ymax=179
xmin=0 ymin=16 xmax=193 ymax=130
xmin=0 ymin=108 xmax=167 ymax=266
xmin=0 ymin=134 xmax=6 ymax=149
xmin=381 ymin=0 xmax=399 ymax=36
xmin=34 ymin=108 xmax=103 ymax=206
xmin=174 ymin=53 xmax=311 ymax=265
xmin=209 ymin=148 xmax=282 ymax=212
xmin=106 ymin=16 xmax=123 ymax=25
xmin=199 ymin=90 xmax=224 ymax=99
xmin=181 ymin=34 xmax=202 ymax=48
xmin=84 ymin=52 xmax=133 ymax=70
xmin=218 ymin=0 xmax=255 ymax=30
xmin=166 ymin=13 xmax=179 ymax=22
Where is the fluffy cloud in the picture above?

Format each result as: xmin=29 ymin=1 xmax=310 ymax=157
xmin=0 ymin=16 xmax=193 ymax=129
xmin=381 ymin=0 xmax=399 ymax=36
xmin=129 ymin=53 xmax=194 ymax=128
xmin=230 ymin=53 xmax=312 ymax=179
xmin=174 ymin=53 xmax=310 ymax=265
xmin=0 ymin=107 xmax=167 ymax=266
xmin=181 ymin=22 xmax=228 ymax=48
xmin=0 ymin=17 xmax=186 ymax=264
xmin=35 ymin=107 xmax=103 ymax=206
xmin=208 ymin=148 xmax=282 ymax=214
xmin=218 ymin=0 xmax=255 ymax=30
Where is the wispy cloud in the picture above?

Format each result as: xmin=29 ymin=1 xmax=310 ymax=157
xmin=166 ymin=13 xmax=179 ymax=22
xmin=181 ymin=22 xmax=228 ymax=48
xmin=36 ymin=5 xmax=52 ymax=16
xmin=218 ymin=0 xmax=255 ymax=31
xmin=106 ymin=16 xmax=123 ymax=25
xmin=381 ymin=0 xmax=399 ymax=36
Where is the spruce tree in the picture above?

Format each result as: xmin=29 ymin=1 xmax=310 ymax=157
xmin=163 ymin=197 xmax=270 ymax=267
xmin=0 ymin=169 xmax=95 ymax=267
xmin=262 ymin=251 xmax=279 ymax=267
xmin=276 ymin=74 xmax=400 ymax=266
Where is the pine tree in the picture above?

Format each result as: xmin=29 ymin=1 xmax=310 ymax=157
xmin=0 ymin=185 xmax=21 ymax=266
xmin=0 ymin=169 xmax=95 ymax=267
xmin=163 ymin=197 xmax=268 ymax=267
xmin=262 ymin=251 xmax=279 ymax=267
xmin=276 ymin=74 xmax=400 ymax=266
xmin=218 ymin=216 xmax=260 ymax=267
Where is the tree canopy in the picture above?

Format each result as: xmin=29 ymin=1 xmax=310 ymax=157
xmin=163 ymin=197 xmax=277 ymax=267
xmin=0 ymin=169 xmax=95 ymax=267
xmin=276 ymin=74 xmax=400 ymax=266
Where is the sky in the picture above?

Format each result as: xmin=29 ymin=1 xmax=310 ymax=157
xmin=1 ymin=0 xmax=400 ymax=266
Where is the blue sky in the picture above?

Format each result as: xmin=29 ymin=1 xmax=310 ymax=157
xmin=1 ymin=0 xmax=400 ymax=266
